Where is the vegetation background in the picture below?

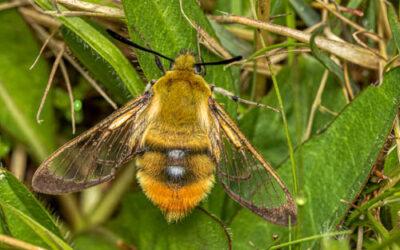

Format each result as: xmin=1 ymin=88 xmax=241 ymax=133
xmin=0 ymin=0 xmax=399 ymax=249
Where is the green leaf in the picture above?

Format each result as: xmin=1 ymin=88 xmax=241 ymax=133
xmin=61 ymin=26 xmax=137 ymax=104
xmin=231 ymin=68 xmax=400 ymax=248
xmin=73 ymin=232 xmax=120 ymax=250
xmin=0 ymin=135 xmax=10 ymax=159
xmin=0 ymin=8 xmax=56 ymax=161
xmin=388 ymin=3 xmax=400 ymax=54
xmin=0 ymin=168 xmax=69 ymax=249
xmin=241 ymin=55 xmax=347 ymax=165
xmin=289 ymin=0 xmax=320 ymax=27
xmin=310 ymin=27 xmax=345 ymax=84
xmin=107 ymin=192 xmax=230 ymax=250
xmin=34 ymin=0 xmax=143 ymax=98
xmin=122 ymin=0 xmax=236 ymax=93
xmin=1 ymin=204 xmax=72 ymax=250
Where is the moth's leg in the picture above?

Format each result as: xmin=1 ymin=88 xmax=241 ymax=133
xmin=144 ymin=79 xmax=157 ymax=93
xmin=154 ymin=56 xmax=165 ymax=74
xmin=210 ymin=84 xmax=279 ymax=112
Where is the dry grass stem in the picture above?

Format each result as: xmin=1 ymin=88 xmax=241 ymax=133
xmin=56 ymin=0 xmax=124 ymax=18
xmin=211 ymin=15 xmax=385 ymax=69
xmin=343 ymin=63 xmax=354 ymax=100
xmin=224 ymin=26 xmax=254 ymax=41
xmin=316 ymin=0 xmax=380 ymax=42
xmin=0 ymin=0 xmax=29 ymax=11
xmin=303 ymin=69 xmax=329 ymax=141
xmin=394 ymin=117 xmax=400 ymax=165
xmin=311 ymin=1 xmax=364 ymax=17
xmin=356 ymin=226 xmax=364 ymax=250
xmin=19 ymin=7 xmax=60 ymax=28
xmin=44 ymin=10 xmax=121 ymax=18
xmin=31 ymin=23 xmax=118 ymax=109
xmin=36 ymin=44 xmax=65 ymax=124
xmin=180 ymin=0 xmax=231 ymax=59
xmin=59 ymin=60 xmax=76 ymax=134
xmin=30 ymin=27 xmax=59 ymax=70
xmin=10 ymin=143 xmax=27 ymax=181
xmin=319 ymin=105 xmax=338 ymax=116
xmin=0 ymin=234 xmax=46 ymax=250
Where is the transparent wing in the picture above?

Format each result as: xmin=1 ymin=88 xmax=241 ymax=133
xmin=32 ymin=94 xmax=150 ymax=194
xmin=210 ymin=101 xmax=297 ymax=225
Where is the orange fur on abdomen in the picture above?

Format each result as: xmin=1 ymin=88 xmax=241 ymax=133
xmin=137 ymin=171 xmax=214 ymax=222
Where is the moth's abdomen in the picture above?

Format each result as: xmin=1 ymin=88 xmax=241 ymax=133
xmin=136 ymin=146 xmax=215 ymax=222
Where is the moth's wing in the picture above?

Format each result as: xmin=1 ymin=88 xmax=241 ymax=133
xmin=32 ymin=94 xmax=151 ymax=194
xmin=210 ymin=101 xmax=297 ymax=225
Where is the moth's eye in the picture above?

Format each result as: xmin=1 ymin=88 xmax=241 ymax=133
xmin=194 ymin=64 xmax=203 ymax=75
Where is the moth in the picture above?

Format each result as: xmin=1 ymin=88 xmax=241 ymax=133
xmin=32 ymin=30 xmax=297 ymax=225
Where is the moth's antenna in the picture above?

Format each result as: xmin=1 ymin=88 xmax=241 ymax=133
xmin=195 ymin=56 xmax=243 ymax=66
xmin=106 ymin=29 xmax=174 ymax=62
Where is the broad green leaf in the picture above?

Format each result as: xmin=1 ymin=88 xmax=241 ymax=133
xmin=61 ymin=26 xmax=138 ymax=104
xmin=214 ymin=0 xmax=251 ymax=16
xmin=0 ymin=168 xmax=67 ymax=248
xmin=388 ymin=3 xmax=400 ymax=54
xmin=1 ymin=204 xmax=72 ymax=250
xmin=73 ymin=232 xmax=120 ymax=250
xmin=209 ymin=21 xmax=252 ymax=57
xmin=240 ymin=55 xmax=347 ymax=166
xmin=34 ymin=0 xmax=143 ymax=97
xmin=230 ymin=68 xmax=400 ymax=249
xmin=122 ymin=0 xmax=236 ymax=93
xmin=289 ymin=0 xmax=320 ymax=27
xmin=310 ymin=28 xmax=345 ymax=84
xmin=0 ymin=8 xmax=56 ymax=161
xmin=107 ymin=192 xmax=230 ymax=250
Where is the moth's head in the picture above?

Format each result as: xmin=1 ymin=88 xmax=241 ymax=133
xmin=172 ymin=53 xmax=196 ymax=72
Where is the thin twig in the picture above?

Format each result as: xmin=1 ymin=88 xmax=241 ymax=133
xmin=394 ymin=116 xmax=400 ymax=165
xmin=59 ymin=60 xmax=76 ymax=134
xmin=311 ymin=1 xmax=364 ymax=16
xmin=56 ymin=0 xmax=124 ymax=18
xmin=210 ymin=14 xmax=385 ymax=69
xmin=0 ymin=234 xmax=46 ymax=250
xmin=36 ymin=44 xmax=65 ymax=124
xmin=30 ymin=28 xmax=59 ymax=70
xmin=19 ymin=7 xmax=60 ymax=28
xmin=269 ymin=230 xmax=352 ymax=249
xmin=0 ymin=0 xmax=29 ymax=11
xmin=179 ymin=0 xmax=231 ymax=59
xmin=30 ymin=23 xmax=118 ymax=109
xmin=343 ymin=63 xmax=354 ymax=100
xmin=319 ymin=105 xmax=338 ymax=116
xmin=267 ymin=59 xmax=298 ymax=195
xmin=10 ymin=143 xmax=27 ymax=181
xmin=356 ymin=226 xmax=363 ymax=250
xmin=316 ymin=0 xmax=380 ymax=42
xmin=44 ymin=10 xmax=121 ymax=18
xmin=303 ymin=70 xmax=329 ymax=141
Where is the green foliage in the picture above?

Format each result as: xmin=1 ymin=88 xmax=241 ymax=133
xmin=0 ymin=8 xmax=56 ymax=161
xmin=0 ymin=0 xmax=399 ymax=249
xmin=0 ymin=168 xmax=70 ymax=249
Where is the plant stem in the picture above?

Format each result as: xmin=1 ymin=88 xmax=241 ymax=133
xmin=269 ymin=230 xmax=351 ymax=249
xmin=267 ymin=63 xmax=298 ymax=195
